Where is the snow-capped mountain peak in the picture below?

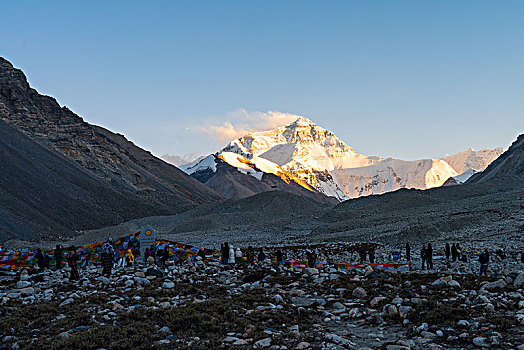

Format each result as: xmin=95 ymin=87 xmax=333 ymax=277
xmin=222 ymin=117 xmax=356 ymax=160
xmin=181 ymin=116 xmax=504 ymax=201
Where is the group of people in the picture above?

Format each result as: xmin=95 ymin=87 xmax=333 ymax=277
xmin=34 ymin=245 xmax=81 ymax=281
xmin=357 ymin=246 xmax=376 ymax=264
xmin=220 ymin=243 xmax=268 ymax=266
xmin=445 ymin=243 xmax=467 ymax=262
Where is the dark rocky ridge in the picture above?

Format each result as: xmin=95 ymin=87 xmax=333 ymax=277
xmin=0 ymin=57 xmax=223 ymax=242
xmin=201 ymin=157 xmax=338 ymax=205
xmin=0 ymin=119 xmax=169 ymax=242
xmin=468 ymin=133 xmax=524 ymax=183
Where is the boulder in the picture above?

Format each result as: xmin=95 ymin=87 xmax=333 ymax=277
xmin=134 ymin=277 xmax=151 ymax=286
xmin=18 ymin=287 xmax=35 ymax=296
xmin=480 ymin=279 xmax=506 ymax=292
xmin=352 ymin=287 xmax=367 ymax=298
xmin=370 ymin=296 xmax=386 ymax=307
xmin=472 ymin=336 xmax=489 ymax=347
xmin=16 ymin=281 xmax=31 ymax=289
xmin=162 ymin=282 xmax=175 ymax=289
xmin=514 ymin=272 xmax=524 ymax=287
xmin=304 ymin=268 xmax=319 ymax=276
xmin=254 ymin=337 xmax=271 ymax=348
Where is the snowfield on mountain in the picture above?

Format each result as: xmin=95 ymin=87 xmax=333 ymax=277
xmin=182 ymin=117 xmax=503 ymax=200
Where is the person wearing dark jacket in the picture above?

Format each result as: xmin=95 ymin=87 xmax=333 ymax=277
xmin=54 ymin=245 xmax=64 ymax=270
xmin=66 ymin=246 xmax=80 ymax=281
xmin=451 ymin=243 xmax=458 ymax=262
xmin=35 ymin=248 xmax=45 ymax=269
xmin=479 ymin=249 xmax=489 ymax=276
xmin=221 ymin=243 xmax=230 ymax=265
xmin=369 ymin=248 xmax=375 ymax=264
xmin=445 ymin=243 xmax=450 ymax=260
xmin=258 ymin=249 xmax=266 ymax=263
xmin=275 ymin=250 xmax=284 ymax=265
xmin=427 ymin=243 xmax=433 ymax=270
xmin=246 ymin=246 xmax=254 ymax=265
xmin=358 ymin=246 xmax=367 ymax=263
xmin=406 ymin=243 xmax=411 ymax=262
xmin=421 ymin=245 xmax=428 ymax=270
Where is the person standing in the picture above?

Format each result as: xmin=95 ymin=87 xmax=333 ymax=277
xmin=358 ymin=246 xmax=367 ymax=264
xmin=246 ymin=246 xmax=254 ymax=265
xmin=101 ymin=240 xmax=114 ymax=277
xmin=406 ymin=243 xmax=411 ymax=262
xmin=35 ymin=248 xmax=46 ymax=269
xmin=66 ymin=246 xmax=80 ymax=281
xmin=451 ymin=243 xmax=458 ymax=262
xmin=54 ymin=245 xmax=64 ymax=270
xmin=445 ymin=243 xmax=450 ymax=260
xmin=221 ymin=243 xmax=230 ymax=265
xmin=229 ymin=244 xmax=236 ymax=265
xmin=235 ymin=248 xmax=242 ymax=263
xmin=478 ymin=250 xmax=489 ymax=276
xmin=421 ymin=244 xmax=428 ymax=270
xmin=275 ymin=249 xmax=284 ymax=265
xmin=197 ymin=247 xmax=206 ymax=261
xmin=369 ymin=248 xmax=375 ymax=264
xmin=427 ymin=243 xmax=433 ymax=270
xmin=258 ymin=249 xmax=266 ymax=263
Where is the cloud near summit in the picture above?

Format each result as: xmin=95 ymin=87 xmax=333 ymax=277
xmin=202 ymin=109 xmax=301 ymax=144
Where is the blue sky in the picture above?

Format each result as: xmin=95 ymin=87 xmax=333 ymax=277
xmin=1 ymin=1 xmax=523 ymax=162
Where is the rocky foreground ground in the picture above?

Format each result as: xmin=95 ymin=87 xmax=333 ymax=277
xmin=0 ymin=251 xmax=523 ymax=350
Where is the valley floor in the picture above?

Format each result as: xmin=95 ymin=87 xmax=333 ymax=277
xmin=1 ymin=247 xmax=523 ymax=350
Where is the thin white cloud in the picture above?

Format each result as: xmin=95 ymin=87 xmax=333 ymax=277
xmin=202 ymin=109 xmax=301 ymax=144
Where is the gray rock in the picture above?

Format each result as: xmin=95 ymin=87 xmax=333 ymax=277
xmin=398 ymin=305 xmax=412 ymax=318
xmin=352 ymin=287 xmax=367 ymax=298
xmin=370 ymin=296 xmax=386 ymax=307
xmin=162 ymin=282 xmax=175 ymax=289
xmin=16 ymin=281 xmax=31 ymax=289
xmin=472 ymin=336 xmax=489 ymax=347
xmin=254 ymin=337 xmax=271 ymax=348
xmin=325 ymin=334 xmax=353 ymax=346
xmin=58 ymin=332 xmax=70 ymax=340
xmin=480 ymin=279 xmax=506 ymax=292
xmin=18 ymin=287 xmax=35 ymax=296
xmin=514 ymin=272 xmax=524 ymax=287
xmin=447 ymin=280 xmax=460 ymax=288
xmin=59 ymin=298 xmax=74 ymax=307
xmin=304 ymin=268 xmax=319 ymax=275
xmin=387 ymin=304 xmax=399 ymax=316
xmin=125 ymin=279 xmax=134 ymax=287
xmin=133 ymin=277 xmax=151 ymax=286
xmin=159 ymin=326 xmax=171 ymax=333
xmin=332 ymin=302 xmax=346 ymax=310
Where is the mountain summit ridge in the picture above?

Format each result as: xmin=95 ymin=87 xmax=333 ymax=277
xmin=184 ymin=117 xmax=504 ymax=200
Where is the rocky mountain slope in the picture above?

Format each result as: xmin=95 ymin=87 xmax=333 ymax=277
xmin=468 ymin=134 xmax=524 ymax=183
xmin=0 ymin=57 xmax=223 ymax=241
xmin=182 ymin=153 xmax=337 ymax=204
xmin=0 ymin=118 xmax=170 ymax=242
xmin=184 ymin=117 xmax=501 ymax=200
xmin=441 ymin=147 xmax=505 ymax=183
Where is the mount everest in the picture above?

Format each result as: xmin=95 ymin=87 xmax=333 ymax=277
xmin=181 ymin=117 xmax=504 ymax=201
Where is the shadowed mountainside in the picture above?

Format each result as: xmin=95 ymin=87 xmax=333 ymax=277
xmin=0 ymin=57 xmax=225 ymax=242
xmin=468 ymin=134 xmax=523 ymax=183
xmin=0 ymin=119 xmax=180 ymax=242
xmin=0 ymin=58 xmax=222 ymax=216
